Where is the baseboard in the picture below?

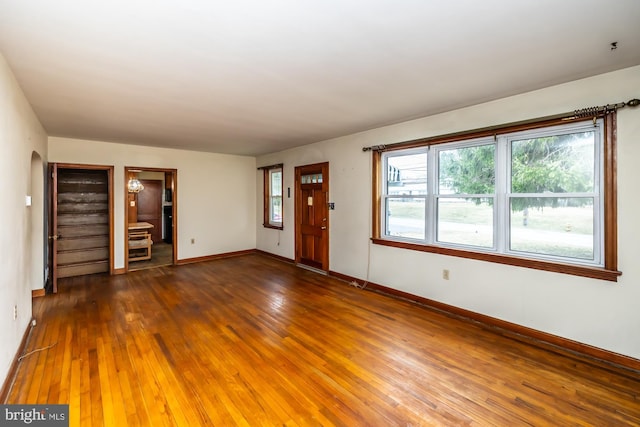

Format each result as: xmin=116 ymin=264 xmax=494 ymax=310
xmin=328 ymin=270 xmax=640 ymax=375
xmin=329 ymin=270 xmax=361 ymax=285
xmin=255 ymin=250 xmax=295 ymax=264
xmin=113 ymin=268 xmax=126 ymax=275
xmin=0 ymin=319 xmax=34 ymax=403
xmin=176 ymin=249 xmax=256 ymax=265
xmin=31 ymin=289 xmax=45 ymax=298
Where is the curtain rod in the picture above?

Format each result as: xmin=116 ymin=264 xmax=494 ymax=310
xmin=362 ymin=97 xmax=639 ymax=152
xmin=257 ymin=163 xmax=283 ymax=171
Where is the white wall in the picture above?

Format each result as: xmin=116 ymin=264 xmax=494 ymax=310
xmin=49 ymin=138 xmax=256 ymax=268
xmin=257 ymin=65 xmax=640 ymax=360
xmin=0 ymin=54 xmax=48 ymax=384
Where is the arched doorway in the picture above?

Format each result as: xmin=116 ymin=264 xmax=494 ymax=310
xmin=30 ymin=151 xmax=45 ymax=294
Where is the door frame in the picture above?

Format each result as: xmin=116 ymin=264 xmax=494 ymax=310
xmin=124 ymin=166 xmax=178 ymax=271
xmin=295 ymin=162 xmax=330 ymax=272
xmin=48 ymin=163 xmax=114 ymax=293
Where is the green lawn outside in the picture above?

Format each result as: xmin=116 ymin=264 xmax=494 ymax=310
xmin=387 ymin=199 xmax=594 ymax=259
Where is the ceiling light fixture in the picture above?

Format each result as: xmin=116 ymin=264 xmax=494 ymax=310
xmin=128 ymin=173 xmax=144 ymax=193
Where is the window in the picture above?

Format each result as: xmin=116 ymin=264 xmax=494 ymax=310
xmin=374 ymin=116 xmax=620 ymax=281
xmin=263 ymin=165 xmax=283 ymax=229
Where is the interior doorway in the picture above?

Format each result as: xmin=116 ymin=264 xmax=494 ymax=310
xmin=125 ymin=167 xmax=177 ymax=272
xmin=295 ymin=162 xmax=330 ymax=272
xmin=48 ymin=163 xmax=114 ymax=293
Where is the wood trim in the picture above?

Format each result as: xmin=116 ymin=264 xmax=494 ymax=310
xmin=255 ymin=249 xmax=295 ymax=264
xmin=0 ymin=319 xmax=34 ymax=403
xmin=51 ymin=163 xmax=58 ymax=293
xmin=371 ymin=238 xmax=621 ymax=281
xmin=257 ymin=163 xmax=283 ymax=170
xmin=31 ymin=289 xmax=45 ymax=298
xmin=263 ymin=223 xmax=284 ymax=230
xmin=329 ymin=270 xmax=363 ymax=285
xmin=171 ymin=171 xmax=178 ymax=266
xmin=371 ymin=151 xmax=381 ymax=239
xmin=326 ymin=269 xmax=640 ymax=375
xmin=263 ymin=169 xmax=268 ymax=228
xmin=113 ymin=268 xmax=126 ymax=275
xmin=107 ymin=166 xmax=115 ymax=275
xmin=176 ymin=249 xmax=256 ymax=265
xmin=51 ymin=162 xmax=115 ymax=171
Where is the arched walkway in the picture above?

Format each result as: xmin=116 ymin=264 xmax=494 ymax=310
xmin=30 ymin=151 xmax=45 ymax=292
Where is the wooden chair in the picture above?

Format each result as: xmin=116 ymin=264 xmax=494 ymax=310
xmin=128 ymin=231 xmax=153 ymax=261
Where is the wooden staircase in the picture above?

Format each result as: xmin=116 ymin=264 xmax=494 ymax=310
xmin=56 ymin=169 xmax=110 ymax=278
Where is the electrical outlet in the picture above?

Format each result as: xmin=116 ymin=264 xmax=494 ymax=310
xmin=191 ymin=238 xmax=195 ymax=244
xmin=13 ymin=305 xmax=17 ymax=320
xmin=442 ymin=269 xmax=450 ymax=280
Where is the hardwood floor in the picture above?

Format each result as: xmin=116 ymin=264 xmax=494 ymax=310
xmin=6 ymin=254 xmax=640 ymax=426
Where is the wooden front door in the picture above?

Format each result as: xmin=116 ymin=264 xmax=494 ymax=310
xmin=137 ymin=179 xmax=163 ymax=243
xmin=295 ymin=162 xmax=329 ymax=271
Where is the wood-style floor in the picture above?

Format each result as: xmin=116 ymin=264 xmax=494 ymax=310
xmin=6 ymin=254 xmax=640 ymax=426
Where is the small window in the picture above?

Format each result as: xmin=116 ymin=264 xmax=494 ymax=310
xmin=263 ymin=165 xmax=283 ymax=229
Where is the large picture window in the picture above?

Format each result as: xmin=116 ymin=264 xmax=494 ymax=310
xmin=263 ymin=164 xmax=283 ymax=229
xmin=373 ymin=116 xmax=620 ymax=281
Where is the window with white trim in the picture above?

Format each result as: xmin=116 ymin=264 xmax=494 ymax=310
xmin=376 ymin=118 xmax=618 ymax=278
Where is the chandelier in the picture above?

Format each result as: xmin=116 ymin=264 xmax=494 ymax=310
xmin=128 ymin=173 xmax=144 ymax=193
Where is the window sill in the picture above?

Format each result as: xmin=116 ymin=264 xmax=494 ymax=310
xmin=371 ymin=238 xmax=621 ymax=282
xmin=263 ymin=224 xmax=283 ymax=230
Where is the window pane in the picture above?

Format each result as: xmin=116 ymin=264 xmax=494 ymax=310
xmin=268 ymin=169 xmax=282 ymax=225
xmin=270 ymin=170 xmax=282 ymax=196
xmin=437 ymin=198 xmax=493 ymax=247
xmin=386 ymin=197 xmax=425 ymax=240
xmin=510 ymin=197 xmax=594 ymax=260
xmin=511 ymin=131 xmax=595 ymax=193
xmin=387 ymin=152 xmax=427 ymax=195
xmin=439 ymin=144 xmax=495 ymax=194
xmin=270 ymin=196 xmax=282 ymax=223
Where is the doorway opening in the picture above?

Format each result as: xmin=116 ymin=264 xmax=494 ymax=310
xmin=48 ymin=163 xmax=114 ymax=293
xmin=30 ymin=151 xmax=45 ymax=295
xmin=125 ymin=167 xmax=177 ymax=272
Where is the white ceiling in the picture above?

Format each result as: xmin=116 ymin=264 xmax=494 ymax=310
xmin=1 ymin=1 xmax=639 ymax=156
